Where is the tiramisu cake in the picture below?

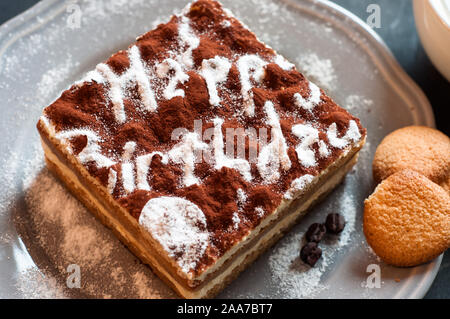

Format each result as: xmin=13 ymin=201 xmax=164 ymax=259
xmin=37 ymin=0 xmax=366 ymax=298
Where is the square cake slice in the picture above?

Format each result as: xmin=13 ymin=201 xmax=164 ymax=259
xmin=37 ymin=0 xmax=366 ymax=298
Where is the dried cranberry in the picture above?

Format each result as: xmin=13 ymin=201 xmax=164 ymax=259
xmin=300 ymin=242 xmax=322 ymax=267
xmin=325 ymin=213 xmax=346 ymax=234
xmin=305 ymin=223 xmax=326 ymax=243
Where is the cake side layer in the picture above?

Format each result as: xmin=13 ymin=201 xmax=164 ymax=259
xmin=42 ymin=134 xmax=359 ymax=298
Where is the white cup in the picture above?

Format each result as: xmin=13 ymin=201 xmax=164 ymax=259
xmin=413 ymin=0 xmax=450 ymax=82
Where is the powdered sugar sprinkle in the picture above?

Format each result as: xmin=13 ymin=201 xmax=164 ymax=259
xmin=139 ymin=196 xmax=210 ymax=274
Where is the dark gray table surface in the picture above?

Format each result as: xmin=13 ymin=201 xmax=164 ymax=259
xmin=0 ymin=0 xmax=448 ymax=299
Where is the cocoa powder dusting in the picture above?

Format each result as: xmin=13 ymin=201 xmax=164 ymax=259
xmin=39 ymin=0 xmax=366 ymax=274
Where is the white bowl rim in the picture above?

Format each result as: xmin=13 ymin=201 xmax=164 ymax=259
xmin=428 ymin=0 xmax=450 ymax=29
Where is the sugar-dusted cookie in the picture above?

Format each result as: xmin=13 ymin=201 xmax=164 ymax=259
xmin=372 ymin=126 xmax=450 ymax=186
xmin=364 ymin=170 xmax=450 ymax=267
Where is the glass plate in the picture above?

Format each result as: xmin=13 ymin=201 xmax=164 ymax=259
xmin=0 ymin=0 xmax=439 ymax=299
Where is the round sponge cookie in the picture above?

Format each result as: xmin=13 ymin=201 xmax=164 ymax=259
xmin=364 ymin=169 xmax=450 ymax=267
xmin=441 ymin=177 xmax=450 ymax=194
xmin=372 ymin=126 xmax=450 ymax=185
